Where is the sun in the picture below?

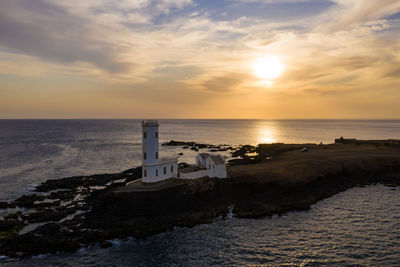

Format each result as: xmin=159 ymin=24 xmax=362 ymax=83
xmin=252 ymin=56 xmax=284 ymax=84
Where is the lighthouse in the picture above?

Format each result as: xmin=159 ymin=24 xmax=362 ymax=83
xmin=142 ymin=120 xmax=159 ymax=166
xmin=133 ymin=120 xmax=226 ymax=184
xmin=141 ymin=120 xmax=178 ymax=183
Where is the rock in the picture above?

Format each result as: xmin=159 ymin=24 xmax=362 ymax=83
xmin=0 ymin=201 xmax=8 ymax=209
xmin=124 ymin=167 xmax=142 ymax=184
xmin=35 ymin=171 xmax=132 ymax=192
xmin=47 ymin=190 xmax=76 ymax=201
xmin=162 ymin=140 xmax=194 ymax=146
xmin=231 ymin=144 xmax=256 ymax=158
xmin=12 ymin=195 xmax=45 ymax=208
xmin=178 ymin=162 xmax=189 ymax=169
xmin=4 ymin=211 xmax=22 ymax=221
xmin=22 ymin=207 xmax=76 ymax=223
xmin=1 ymin=140 xmax=400 ymax=258
xmin=0 ymin=220 xmax=25 ymax=242
xmin=100 ymin=240 xmax=113 ymax=248
xmin=0 ymin=223 xmax=80 ymax=258
xmin=162 ymin=140 xmax=210 ymax=149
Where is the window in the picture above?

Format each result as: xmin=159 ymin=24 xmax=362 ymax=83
xmin=156 ymin=152 xmax=158 ymax=159
xmin=144 ymin=152 xmax=147 ymax=160
xmin=163 ymin=166 xmax=166 ymax=174
xmin=144 ymin=132 xmax=147 ymax=139
xmin=171 ymin=165 xmax=173 ymax=173
xmin=155 ymin=131 xmax=158 ymax=138
xmin=156 ymin=169 xmax=158 ymax=176
xmin=144 ymin=169 xmax=147 ymax=177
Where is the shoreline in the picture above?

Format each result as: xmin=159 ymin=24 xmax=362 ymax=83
xmin=0 ymin=139 xmax=400 ymax=258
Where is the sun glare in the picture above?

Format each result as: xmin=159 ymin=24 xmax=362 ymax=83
xmin=252 ymin=56 xmax=284 ymax=84
xmin=258 ymin=127 xmax=276 ymax=144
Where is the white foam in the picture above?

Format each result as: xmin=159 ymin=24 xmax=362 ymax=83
xmin=32 ymin=253 xmax=51 ymax=259
xmin=1 ymin=144 xmax=79 ymax=178
xmin=41 ymin=189 xmax=71 ymax=196
xmin=227 ymin=205 xmax=235 ymax=219
xmin=89 ymin=185 xmax=106 ymax=190
xmin=34 ymin=198 xmax=59 ymax=205
xmin=0 ymin=255 xmax=8 ymax=260
xmin=109 ymin=239 xmax=122 ymax=247
xmin=58 ymin=209 xmax=87 ymax=223
xmin=19 ymin=222 xmax=49 ymax=235
xmin=127 ymin=236 xmax=136 ymax=243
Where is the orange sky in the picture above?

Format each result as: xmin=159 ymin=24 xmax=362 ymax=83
xmin=1 ymin=0 xmax=400 ymax=119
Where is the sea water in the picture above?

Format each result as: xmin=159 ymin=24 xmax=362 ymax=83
xmin=1 ymin=185 xmax=399 ymax=266
xmin=1 ymin=119 xmax=400 ymax=265
xmin=1 ymin=119 xmax=399 ymax=201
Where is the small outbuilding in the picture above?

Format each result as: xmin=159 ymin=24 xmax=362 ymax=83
xmin=196 ymin=153 xmax=209 ymax=168
xmin=206 ymin=154 xmax=227 ymax=178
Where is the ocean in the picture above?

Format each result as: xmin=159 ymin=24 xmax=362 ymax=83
xmin=1 ymin=119 xmax=400 ymax=265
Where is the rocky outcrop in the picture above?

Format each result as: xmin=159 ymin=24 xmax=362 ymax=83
xmin=1 ymin=141 xmax=400 ymax=258
xmin=162 ymin=140 xmax=233 ymax=152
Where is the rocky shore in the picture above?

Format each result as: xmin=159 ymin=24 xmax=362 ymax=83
xmin=1 ymin=139 xmax=400 ymax=258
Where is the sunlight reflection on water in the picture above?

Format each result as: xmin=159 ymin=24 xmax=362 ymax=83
xmin=1 ymin=119 xmax=400 ymax=201
xmin=257 ymin=123 xmax=278 ymax=144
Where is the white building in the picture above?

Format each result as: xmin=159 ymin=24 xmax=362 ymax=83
xmin=196 ymin=153 xmax=209 ymax=168
xmin=180 ymin=153 xmax=227 ymax=179
xmin=141 ymin=120 xmax=178 ymax=183
xmin=205 ymin=154 xmax=227 ymax=178
xmin=197 ymin=153 xmax=227 ymax=178
xmin=140 ymin=120 xmax=227 ymax=183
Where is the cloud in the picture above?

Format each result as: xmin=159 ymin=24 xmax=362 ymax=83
xmin=303 ymin=88 xmax=361 ymax=96
xmin=230 ymin=0 xmax=310 ymax=3
xmin=0 ymin=0 xmax=195 ymax=75
xmin=155 ymin=0 xmax=193 ymax=12
xmin=322 ymin=0 xmax=400 ymax=32
xmin=200 ymin=72 xmax=251 ymax=93
xmin=0 ymin=0 xmax=399 ymax=100
xmin=0 ymin=0 xmax=133 ymax=73
xmin=385 ymin=67 xmax=400 ymax=78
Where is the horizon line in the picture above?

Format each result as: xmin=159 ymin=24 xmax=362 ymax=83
xmin=1 ymin=118 xmax=400 ymax=120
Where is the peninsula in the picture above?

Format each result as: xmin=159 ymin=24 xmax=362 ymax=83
xmin=0 ymin=139 xmax=400 ymax=258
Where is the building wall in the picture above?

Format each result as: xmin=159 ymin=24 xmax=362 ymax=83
xmin=205 ymin=157 xmax=227 ymax=178
xmin=180 ymin=165 xmax=227 ymax=179
xmin=214 ymin=165 xmax=227 ymax=178
xmin=196 ymin=154 xmax=207 ymax=168
xmin=140 ymin=121 xmax=226 ymax=182
xmin=142 ymin=124 xmax=159 ymax=166
xmin=180 ymin=169 xmax=209 ymax=179
xmin=142 ymin=162 xmax=178 ymax=183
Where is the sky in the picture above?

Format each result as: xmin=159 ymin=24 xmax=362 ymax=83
xmin=1 ymin=0 xmax=400 ymax=119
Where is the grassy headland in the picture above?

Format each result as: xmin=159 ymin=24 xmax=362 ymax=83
xmin=0 ymin=139 xmax=399 ymax=258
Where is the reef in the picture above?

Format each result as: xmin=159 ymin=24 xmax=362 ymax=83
xmin=0 ymin=139 xmax=400 ymax=258
xmin=162 ymin=140 xmax=234 ymax=152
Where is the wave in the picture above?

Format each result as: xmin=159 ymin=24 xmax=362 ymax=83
xmin=0 ymin=144 xmax=79 ymax=179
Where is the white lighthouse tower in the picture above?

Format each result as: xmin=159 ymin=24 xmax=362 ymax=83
xmin=141 ymin=120 xmax=178 ymax=183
